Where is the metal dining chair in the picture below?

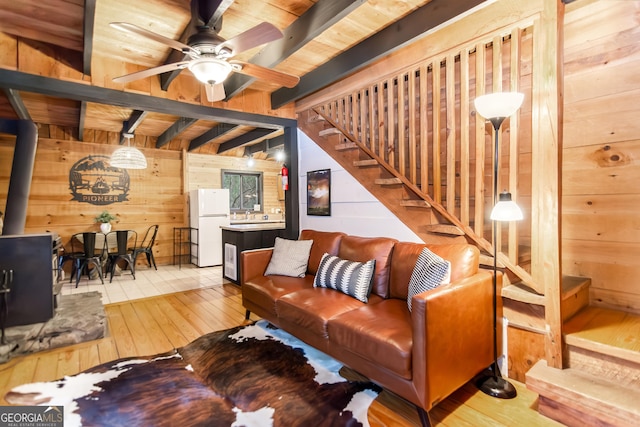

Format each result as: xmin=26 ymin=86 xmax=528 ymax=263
xmin=130 ymin=225 xmax=158 ymax=270
xmin=69 ymin=232 xmax=106 ymax=287
xmin=105 ymin=230 xmax=137 ymax=283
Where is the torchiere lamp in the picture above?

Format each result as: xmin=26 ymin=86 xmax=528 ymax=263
xmin=474 ymin=92 xmax=524 ymax=399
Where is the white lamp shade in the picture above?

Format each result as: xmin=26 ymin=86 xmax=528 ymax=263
xmin=490 ymin=192 xmax=523 ymax=221
xmin=110 ymin=146 xmax=147 ymax=169
xmin=188 ymin=58 xmax=233 ymax=84
xmin=474 ymin=92 xmax=524 ymax=119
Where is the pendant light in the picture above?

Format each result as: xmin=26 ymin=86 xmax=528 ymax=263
xmin=110 ymin=133 xmax=147 ymax=169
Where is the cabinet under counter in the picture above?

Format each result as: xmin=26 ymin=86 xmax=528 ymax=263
xmin=221 ymin=223 xmax=286 ymax=285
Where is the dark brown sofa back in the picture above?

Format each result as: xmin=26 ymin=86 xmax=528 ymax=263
xmin=388 ymin=242 xmax=481 ymax=299
xmin=299 ymin=229 xmax=346 ymax=275
xmin=338 ymin=235 xmax=398 ymax=299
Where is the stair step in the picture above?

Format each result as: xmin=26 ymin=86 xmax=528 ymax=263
xmin=353 ymin=159 xmax=379 ymax=167
xmin=308 ymin=114 xmax=326 ymax=122
xmin=374 ymin=177 xmax=402 ymax=185
xmin=335 ymin=142 xmax=357 ymax=151
xmin=526 ymin=360 xmax=640 ymax=427
xmin=319 ymin=127 xmax=342 ymax=137
xmin=400 ymin=199 xmax=432 ymax=208
xmin=564 ymin=306 xmax=640 ymax=366
xmin=424 ymin=224 xmax=464 ymax=236
xmin=502 ymin=276 xmax=591 ymax=333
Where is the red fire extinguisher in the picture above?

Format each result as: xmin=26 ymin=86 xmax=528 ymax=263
xmin=281 ymin=164 xmax=289 ymax=191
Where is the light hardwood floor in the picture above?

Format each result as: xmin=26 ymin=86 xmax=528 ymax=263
xmin=0 ymin=272 xmax=562 ymax=426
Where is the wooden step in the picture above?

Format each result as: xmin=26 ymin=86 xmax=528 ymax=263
xmin=319 ymin=127 xmax=342 ymax=137
xmin=563 ymin=306 xmax=640 ymax=387
xmin=335 ymin=142 xmax=357 ymax=151
xmin=400 ymin=199 xmax=431 ymax=208
xmin=502 ymin=276 xmax=591 ymax=332
xmin=424 ymin=224 xmax=464 ymax=236
xmin=353 ymin=159 xmax=378 ymax=167
xmin=308 ymin=114 xmax=326 ymax=122
xmin=374 ymin=177 xmax=402 ymax=185
xmin=526 ymin=360 xmax=640 ymax=427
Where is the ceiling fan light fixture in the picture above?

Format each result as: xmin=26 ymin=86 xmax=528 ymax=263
xmin=188 ymin=58 xmax=233 ymax=84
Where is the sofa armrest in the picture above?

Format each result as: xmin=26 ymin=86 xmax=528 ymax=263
xmin=410 ymin=269 xmax=494 ymax=410
xmin=240 ymin=248 xmax=273 ymax=284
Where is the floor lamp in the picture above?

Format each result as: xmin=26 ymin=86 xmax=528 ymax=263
xmin=474 ymin=92 xmax=524 ymax=399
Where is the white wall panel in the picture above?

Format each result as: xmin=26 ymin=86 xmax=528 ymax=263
xmin=297 ymin=129 xmax=422 ymax=243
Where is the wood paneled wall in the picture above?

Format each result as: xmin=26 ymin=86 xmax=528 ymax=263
xmin=0 ymin=127 xmax=284 ymax=268
xmin=562 ymin=0 xmax=640 ymax=313
xmin=186 ymin=152 xmax=285 ymax=216
xmin=0 ymin=128 xmax=184 ymax=266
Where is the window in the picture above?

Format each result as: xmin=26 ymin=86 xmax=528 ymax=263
xmin=222 ymin=170 xmax=263 ymax=213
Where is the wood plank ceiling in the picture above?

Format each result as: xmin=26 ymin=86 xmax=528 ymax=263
xmin=0 ymin=0 xmax=485 ymax=158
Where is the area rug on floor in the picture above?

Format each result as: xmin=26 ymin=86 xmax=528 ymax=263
xmin=5 ymin=320 xmax=381 ymax=427
xmin=0 ymin=292 xmax=106 ymax=363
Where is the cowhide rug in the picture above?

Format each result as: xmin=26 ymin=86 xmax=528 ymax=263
xmin=5 ymin=321 xmax=380 ymax=427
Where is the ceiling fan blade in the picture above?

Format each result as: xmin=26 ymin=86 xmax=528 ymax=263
xmin=231 ymin=61 xmax=300 ymax=88
xmin=113 ymin=61 xmax=191 ymax=83
xmin=110 ymin=22 xmax=198 ymax=55
xmin=219 ymin=22 xmax=283 ymax=56
xmin=205 ymin=83 xmax=226 ymax=102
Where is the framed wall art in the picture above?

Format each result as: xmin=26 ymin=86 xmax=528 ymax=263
xmin=306 ymin=169 xmax=331 ymax=216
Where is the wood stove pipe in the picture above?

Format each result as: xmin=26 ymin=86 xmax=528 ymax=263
xmin=0 ymin=119 xmax=38 ymax=235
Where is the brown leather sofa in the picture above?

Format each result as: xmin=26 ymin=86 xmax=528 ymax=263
xmin=241 ymin=229 xmax=493 ymax=422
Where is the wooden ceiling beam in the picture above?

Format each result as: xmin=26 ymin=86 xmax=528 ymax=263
xmin=0 ymin=69 xmax=296 ymax=130
xmin=217 ymin=128 xmax=276 ymax=153
xmin=156 ymin=117 xmax=198 ymax=148
xmin=271 ymin=0 xmax=484 ymax=108
xmin=160 ymin=0 xmax=234 ymax=91
xmin=83 ymin=0 xmax=97 ymax=76
xmin=246 ymin=134 xmax=284 ymax=156
xmin=119 ymin=110 xmax=149 ymax=144
xmin=223 ymin=0 xmax=366 ymax=100
xmin=189 ymin=123 xmax=238 ymax=151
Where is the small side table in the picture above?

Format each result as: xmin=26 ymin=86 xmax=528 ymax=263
xmin=173 ymin=227 xmax=194 ymax=269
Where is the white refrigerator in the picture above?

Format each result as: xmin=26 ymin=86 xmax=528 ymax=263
xmin=189 ymin=188 xmax=230 ymax=267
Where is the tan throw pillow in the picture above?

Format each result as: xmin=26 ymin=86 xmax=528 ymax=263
xmin=264 ymin=237 xmax=314 ymax=277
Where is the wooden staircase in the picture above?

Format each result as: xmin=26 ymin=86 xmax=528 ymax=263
xmin=299 ymin=94 xmax=640 ymax=427
xmin=299 ymin=109 xmax=469 ymax=245
xmin=526 ymin=306 xmax=640 ymax=426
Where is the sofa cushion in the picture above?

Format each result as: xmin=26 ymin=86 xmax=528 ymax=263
xmin=300 ymin=230 xmax=346 ymax=275
xmin=407 ymin=247 xmax=451 ymax=312
xmin=389 ymin=242 xmax=480 ymax=299
xmin=242 ymin=274 xmax=315 ymax=317
xmin=313 ymin=253 xmax=376 ymax=303
xmin=338 ymin=235 xmax=397 ymax=299
xmin=328 ymin=299 xmax=413 ymax=379
xmin=264 ymin=237 xmax=313 ymax=277
xmin=277 ymin=288 xmax=383 ymax=338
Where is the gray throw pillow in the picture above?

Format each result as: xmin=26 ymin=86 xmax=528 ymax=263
xmin=264 ymin=237 xmax=314 ymax=277
xmin=407 ymin=248 xmax=451 ymax=312
xmin=313 ymin=253 xmax=376 ymax=303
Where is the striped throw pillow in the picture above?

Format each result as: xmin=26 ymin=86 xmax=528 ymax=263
xmin=264 ymin=237 xmax=314 ymax=277
xmin=313 ymin=253 xmax=376 ymax=303
xmin=407 ymin=247 xmax=451 ymax=312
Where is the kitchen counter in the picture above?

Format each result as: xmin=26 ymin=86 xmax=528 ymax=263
xmin=230 ymin=219 xmax=285 ymax=224
xmin=222 ymin=223 xmax=286 ymax=231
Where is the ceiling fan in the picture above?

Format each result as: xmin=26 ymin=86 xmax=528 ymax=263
xmin=110 ymin=18 xmax=300 ymax=102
